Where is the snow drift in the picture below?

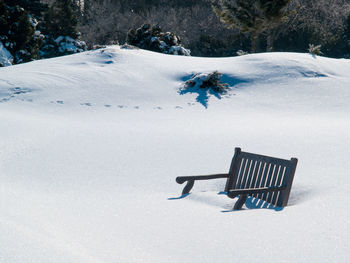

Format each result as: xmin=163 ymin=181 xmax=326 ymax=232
xmin=0 ymin=46 xmax=349 ymax=263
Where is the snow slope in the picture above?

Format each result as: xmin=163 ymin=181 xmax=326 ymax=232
xmin=0 ymin=46 xmax=349 ymax=262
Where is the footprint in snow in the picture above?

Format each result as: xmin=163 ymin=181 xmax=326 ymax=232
xmin=10 ymin=87 xmax=32 ymax=95
xmin=224 ymin=94 xmax=236 ymax=98
xmin=56 ymin=100 xmax=64 ymax=104
xmin=118 ymin=105 xmax=126 ymax=108
xmin=81 ymin=103 xmax=92 ymax=106
xmin=0 ymin=98 xmax=10 ymax=102
xmin=154 ymin=106 xmax=162 ymax=110
xmin=134 ymin=106 xmax=140 ymax=109
xmin=104 ymin=104 xmax=112 ymax=108
xmin=175 ymin=106 xmax=183 ymax=109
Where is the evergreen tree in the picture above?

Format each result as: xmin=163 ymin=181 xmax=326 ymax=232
xmin=41 ymin=0 xmax=86 ymax=58
xmin=9 ymin=0 xmax=47 ymax=18
xmin=0 ymin=0 xmax=45 ymax=65
xmin=213 ymin=0 xmax=291 ymax=52
xmin=343 ymin=14 xmax=350 ymax=43
xmin=43 ymin=0 xmax=78 ymax=39
xmin=0 ymin=1 xmax=9 ymax=37
xmin=126 ymin=24 xmax=190 ymax=56
xmin=261 ymin=0 xmax=292 ymax=51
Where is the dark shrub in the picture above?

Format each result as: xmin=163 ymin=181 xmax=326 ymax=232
xmin=126 ymin=24 xmax=190 ymax=56
xmin=184 ymin=71 xmax=229 ymax=93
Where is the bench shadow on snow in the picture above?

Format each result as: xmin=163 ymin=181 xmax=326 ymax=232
xmin=168 ymin=192 xmax=284 ymax=212
xmin=169 ymin=186 xmax=311 ymax=212
xmin=287 ymin=184 xmax=312 ymax=206
xmin=178 ymin=74 xmax=249 ymax=108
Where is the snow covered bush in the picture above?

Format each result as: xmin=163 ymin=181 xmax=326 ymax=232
xmin=184 ymin=71 xmax=229 ymax=93
xmin=40 ymin=36 xmax=87 ymax=58
xmin=56 ymin=36 xmax=86 ymax=54
xmin=41 ymin=36 xmax=86 ymax=57
xmin=0 ymin=41 xmax=13 ymax=67
xmin=121 ymin=44 xmax=139 ymax=50
xmin=308 ymin=44 xmax=323 ymax=56
xmin=179 ymin=71 xmax=230 ymax=108
xmin=126 ymin=24 xmax=190 ymax=56
xmin=236 ymin=50 xmax=249 ymax=56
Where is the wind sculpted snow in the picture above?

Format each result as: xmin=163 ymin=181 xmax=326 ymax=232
xmin=0 ymin=46 xmax=349 ymax=263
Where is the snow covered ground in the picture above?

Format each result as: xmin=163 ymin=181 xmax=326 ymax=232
xmin=0 ymin=46 xmax=349 ymax=262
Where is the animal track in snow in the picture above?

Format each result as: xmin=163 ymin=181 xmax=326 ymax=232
xmin=10 ymin=87 xmax=32 ymax=95
xmin=0 ymin=87 xmax=33 ymax=102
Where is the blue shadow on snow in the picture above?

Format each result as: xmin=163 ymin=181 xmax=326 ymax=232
xmin=221 ymin=195 xmax=284 ymax=213
xmin=178 ymin=74 xmax=249 ymax=108
xmin=168 ymin=193 xmax=190 ymax=200
xmin=168 ymin=191 xmax=284 ymax=212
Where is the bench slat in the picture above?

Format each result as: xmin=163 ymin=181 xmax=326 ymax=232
xmin=250 ymin=160 xmax=262 ymax=192
xmin=240 ymin=152 xmax=291 ymax=167
xmin=261 ymin=163 xmax=277 ymax=201
xmin=245 ymin=159 xmax=256 ymax=189
xmin=235 ymin=157 xmax=246 ymax=189
xmin=241 ymin=158 xmax=252 ymax=189
xmin=252 ymin=161 xmax=267 ymax=198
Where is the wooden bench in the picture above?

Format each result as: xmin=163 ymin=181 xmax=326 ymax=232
xmin=176 ymin=147 xmax=298 ymax=210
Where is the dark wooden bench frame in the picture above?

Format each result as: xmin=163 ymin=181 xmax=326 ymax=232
xmin=176 ymin=147 xmax=298 ymax=210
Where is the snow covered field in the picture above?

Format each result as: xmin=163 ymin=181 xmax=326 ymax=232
xmin=0 ymin=46 xmax=349 ymax=262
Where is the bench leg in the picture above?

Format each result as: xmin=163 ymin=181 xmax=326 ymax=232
xmin=182 ymin=180 xmax=195 ymax=195
xmin=234 ymin=194 xmax=248 ymax=210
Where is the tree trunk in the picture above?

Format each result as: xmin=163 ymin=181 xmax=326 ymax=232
xmin=251 ymin=32 xmax=257 ymax=53
xmin=266 ymin=28 xmax=274 ymax=52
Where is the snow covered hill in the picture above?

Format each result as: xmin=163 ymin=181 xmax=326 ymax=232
xmin=0 ymin=46 xmax=349 ymax=263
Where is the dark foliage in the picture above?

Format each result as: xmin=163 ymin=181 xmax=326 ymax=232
xmin=126 ymin=24 xmax=190 ymax=55
xmin=213 ymin=0 xmax=291 ymax=52
xmin=78 ymin=0 xmax=350 ymax=58
xmin=8 ymin=0 xmax=47 ymax=18
xmin=40 ymin=0 xmax=86 ymax=58
xmin=180 ymin=70 xmax=230 ymax=108
xmin=184 ymin=71 xmax=229 ymax=93
xmin=42 ymin=0 xmax=78 ymax=39
xmin=3 ymin=0 xmax=350 ymax=65
xmin=190 ymin=34 xmax=250 ymax=57
xmin=0 ymin=0 xmax=46 ymax=64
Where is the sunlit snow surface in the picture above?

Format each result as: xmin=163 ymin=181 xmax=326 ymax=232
xmin=0 ymin=46 xmax=349 ymax=262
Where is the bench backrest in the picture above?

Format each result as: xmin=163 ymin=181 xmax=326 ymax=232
xmin=224 ymin=148 xmax=298 ymax=207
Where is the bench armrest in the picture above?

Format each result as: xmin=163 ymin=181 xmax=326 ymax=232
xmin=176 ymin=174 xmax=229 ymax=195
xmin=228 ymin=186 xmax=287 ymax=210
